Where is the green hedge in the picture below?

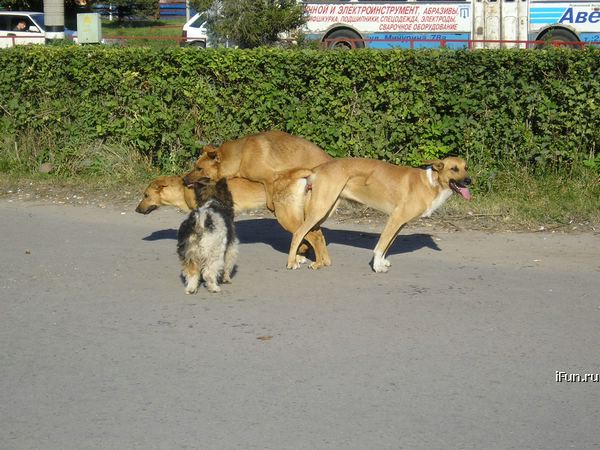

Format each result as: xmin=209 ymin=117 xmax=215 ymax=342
xmin=1 ymin=46 xmax=599 ymax=173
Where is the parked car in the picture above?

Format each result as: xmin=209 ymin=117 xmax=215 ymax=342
xmin=180 ymin=12 xmax=209 ymax=47
xmin=0 ymin=11 xmax=77 ymax=48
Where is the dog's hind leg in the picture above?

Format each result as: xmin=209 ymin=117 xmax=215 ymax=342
xmin=314 ymin=227 xmax=332 ymax=267
xmin=304 ymin=229 xmax=331 ymax=270
xmin=222 ymin=239 xmax=239 ymax=284
xmin=182 ymin=261 xmax=200 ymax=294
xmin=272 ymin=170 xmax=317 ymax=266
xmin=202 ymin=257 xmax=225 ymax=293
xmin=288 ymin=220 xmax=320 ymax=269
xmin=287 ymin=181 xmax=344 ymax=270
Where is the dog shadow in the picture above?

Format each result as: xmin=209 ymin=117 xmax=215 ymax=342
xmin=237 ymin=218 xmax=440 ymax=256
xmin=142 ymin=218 xmax=440 ymax=256
xmin=143 ymin=229 xmax=178 ymax=241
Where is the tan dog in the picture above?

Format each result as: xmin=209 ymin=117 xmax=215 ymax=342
xmin=135 ymin=173 xmax=325 ymax=267
xmin=286 ymin=157 xmax=472 ymax=273
xmin=135 ymin=175 xmax=266 ymax=215
xmin=183 ymin=130 xmax=333 ymax=269
xmin=183 ymin=130 xmax=332 ymax=210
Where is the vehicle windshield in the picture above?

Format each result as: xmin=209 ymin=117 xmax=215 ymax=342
xmin=31 ymin=13 xmax=45 ymax=30
xmin=191 ymin=13 xmax=206 ymax=28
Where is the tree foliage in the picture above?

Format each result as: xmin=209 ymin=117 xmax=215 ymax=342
xmin=190 ymin=0 xmax=306 ymax=48
xmin=0 ymin=0 xmax=41 ymax=10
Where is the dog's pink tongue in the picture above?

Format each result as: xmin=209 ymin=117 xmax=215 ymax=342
xmin=458 ymin=186 xmax=472 ymax=200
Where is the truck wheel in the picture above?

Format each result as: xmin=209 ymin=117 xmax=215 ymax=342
xmin=325 ymin=30 xmax=364 ymax=49
xmin=535 ymin=29 xmax=581 ymax=49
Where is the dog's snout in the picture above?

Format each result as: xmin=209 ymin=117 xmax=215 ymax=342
xmin=183 ymin=175 xmax=193 ymax=187
xmin=135 ymin=204 xmax=157 ymax=215
xmin=463 ymin=177 xmax=472 ymax=186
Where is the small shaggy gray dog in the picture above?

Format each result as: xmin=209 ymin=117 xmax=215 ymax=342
xmin=177 ymin=178 xmax=238 ymax=294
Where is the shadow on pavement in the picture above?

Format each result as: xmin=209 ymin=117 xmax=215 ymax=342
xmin=142 ymin=218 xmax=440 ymax=256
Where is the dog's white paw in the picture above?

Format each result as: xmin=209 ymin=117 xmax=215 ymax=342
xmin=185 ymin=287 xmax=198 ymax=294
xmin=206 ymin=284 xmax=221 ymax=293
xmin=373 ymin=264 xmax=389 ymax=273
xmin=295 ymin=255 xmax=308 ymax=265
xmin=287 ymin=261 xmax=300 ymax=270
xmin=372 ymin=252 xmax=390 ymax=273
xmin=372 ymin=259 xmax=389 ymax=273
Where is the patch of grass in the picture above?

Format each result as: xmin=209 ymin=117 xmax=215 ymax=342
xmin=2 ymin=137 xmax=598 ymax=230
xmin=102 ymin=19 xmax=186 ymax=48
xmin=441 ymin=165 xmax=600 ymax=230
xmin=0 ymin=170 xmax=156 ymax=212
xmin=0 ymin=134 xmax=160 ymax=183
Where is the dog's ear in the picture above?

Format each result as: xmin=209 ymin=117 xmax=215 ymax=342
xmin=215 ymin=178 xmax=233 ymax=205
xmin=215 ymin=178 xmax=228 ymax=189
xmin=423 ymin=160 xmax=445 ymax=172
xmin=214 ymin=178 xmax=230 ymax=197
xmin=201 ymin=145 xmax=217 ymax=154
xmin=191 ymin=177 xmax=212 ymax=203
xmin=153 ymin=180 xmax=169 ymax=191
xmin=201 ymin=145 xmax=220 ymax=162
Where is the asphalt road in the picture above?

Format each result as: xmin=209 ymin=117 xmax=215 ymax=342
xmin=1 ymin=199 xmax=599 ymax=450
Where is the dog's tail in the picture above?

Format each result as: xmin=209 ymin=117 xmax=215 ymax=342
xmin=304 ymin=171 xmax=344 ymax=224
xmin=273 ymin=169 xmax=313 ymax=194
xmin=272 ymin=169 xmax=314 ymax=216
xmin=275 ymin=168 xmax=313 ymax=181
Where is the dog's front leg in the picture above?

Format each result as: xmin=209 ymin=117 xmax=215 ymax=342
xmin=372 ymin=212 xmax=407 ymax=273
xmin=264 ymin=183 xmax=276 ymax=212
xmin=372 ymin=252 xmax=390 ymax=273
xmin=182 ymin=261 xmax=200 ymax=294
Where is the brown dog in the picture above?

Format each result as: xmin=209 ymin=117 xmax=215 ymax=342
xmin=135 ymin=175 xmax=266 ymax=215
xmin=183 ymin=130 xmax=333 ymax=269
xmin=286 ymin=157 xmax=472 ymax=273
xmin=136 ymin=176 xmax=196 ymax=214
xmin=135 ymin=173 xmax=324 ymax=267
xmin=183 ymin=130 xmax=332 ymax=210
